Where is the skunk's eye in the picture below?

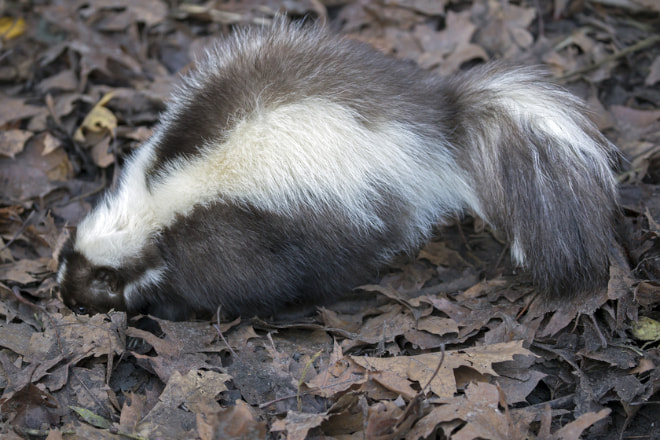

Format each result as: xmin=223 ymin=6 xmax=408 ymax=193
xmin=74 ymin=305 xmax=89 ymax=315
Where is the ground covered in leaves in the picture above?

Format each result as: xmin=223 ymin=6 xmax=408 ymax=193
xmin=1 ymin=0 xmax=660 ymax=439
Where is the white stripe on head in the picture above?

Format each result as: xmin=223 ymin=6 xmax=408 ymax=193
xmin=123 ymin=266 xmax=166 ymax=307
xmin=56 ymin=260 xmax=67 ymax=284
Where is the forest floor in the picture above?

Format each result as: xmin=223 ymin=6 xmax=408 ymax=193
xmin=1 ymin=0 xmax=659 ymax=439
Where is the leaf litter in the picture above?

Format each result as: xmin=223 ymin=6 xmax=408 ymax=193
xmin=1 ymin=0 xmax=659 ymax=439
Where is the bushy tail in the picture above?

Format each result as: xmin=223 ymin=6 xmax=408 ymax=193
xmin=445 ymin=64 xmax=619 ymax=296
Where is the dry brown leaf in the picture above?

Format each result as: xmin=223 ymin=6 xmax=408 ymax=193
xmin=223 ymin=322 xmax=260 ymax=348
xmin=493 ymin=365 xmax=546 ymax=405
xmin=0 ymin=95 xmax=43 ymax=126
xmin=415 ymin=10 xmax=487 ymax=75
xmin=45 ymin=428 xmax=64 ymax=440
xmin=426 ymin=296 xmax=502 ymax=338
xmin=352 ymin=340 xmax=534 ymax=398
xmin=0 ymin=383 xmax=59 ymax=432
xmin=82 ymin=0 xmax=168 ymax=28
xmin=473 ymin=0 xmax=536 ymax=57
xmin=306 ymin=349 xmax=367 ymax=398
xmin=136 ymin=369 xmax=232 ymax=438
xmin=0 ymin=133 xmax=72 ymax=201
xmin=318 ymin=307 xmax=363 ymax=333
xmin=0 ymin=129 xmax=32 ymax=158
xmin=416 ymin=316 xmax=459 ymax=337
xmin=90 ymin=136 xmax=114 ymax=168
xmin=457 ymin=279 xmax=508 ymax=300
xmin=635 ymin=282 xmax=660 ymax=307
xmin=0 ymin=322 xmax=34 ymax=356
xmin=358 ymin=284 xmax=420 ymax=309
xmin=41 ymin=132 xmax=63 ymax=156
xmin=406 ymin=381 xmax=526 ymax=440
xmin=197 ymin=399 xmax=267 ymax=440
xmin=68 ymin=366 xmax=112 ymax=422
xmin=271 ymin=410 xmax=328 ymax=440
xmin=21 ymin=312 xmax=126 ymax=390
xmin=364 ymin=400 xmax=407 ymax=440
xmin=551 ymin=408 xmax=611 ymax=440
xmin=126 ymin=320 xmax=221 ymax=382
xmin=371 ymin=370 xmax=419 ymax=400
xmin=418 ymin=241 xmax=469 ymax=267
xmin=118 ymin=392 xmax=147 ymax=433
xmin=646 ymin=55 xmax=660 ymax=85
xmin=341 ymin=304 xmax=416 ymax=349
xmin=37 ymin=70 xmax=78 ymax=94
xmin=382 ymin=0 xmax=446 ymax=16
xmin=0 ymin=257 xmax=51 ymax=285
xmin=610 ymin=105 xmax=660 ymax=142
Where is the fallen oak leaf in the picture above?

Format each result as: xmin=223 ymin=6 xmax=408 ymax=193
xmin=364 ymin=400 xmax=412 ymax=440
xmin=406 ymin=381 xmax=528 ymax=440
xmin=303 ymin=339 xmax=369 ymax=399
xmin=0 ymin=129 xmax=32 ymax=158
xmin=0 ymin=95 xmax=44 ymax=127
xmin=196 ymin=400 xmax=267 ymax=440
xmin=136 ymin=370 xmax=231 ymax=439
xmin=1 ymin=258 xmax=52 ymax=285
xmin=550 ymin=408 xmax=611 ymax=440
xmin=352 ymin=340 xmax=535 ymax=398
xmin=367 ymin=346 xmax=447 ymax=438
xmin=271 ymin=410 xmax=328 ymax=440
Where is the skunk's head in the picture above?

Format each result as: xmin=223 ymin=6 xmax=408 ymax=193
xmin=56 ymin=233 xmax=128 ymax=316
xmin=56 ymin=213 xmax=168 ymax=316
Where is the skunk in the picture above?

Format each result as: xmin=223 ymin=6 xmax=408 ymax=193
xmin=57 ymin=20 xmax=620 ymax=321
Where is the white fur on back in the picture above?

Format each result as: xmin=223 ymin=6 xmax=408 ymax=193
xmin=75 ymin=98 xmax=481 ymax=268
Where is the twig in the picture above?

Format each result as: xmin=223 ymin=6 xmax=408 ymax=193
xmin=390 ymin=346 xmax=446 ymax=432
xmin=1 ymin=210 xmax=37 ymax=251
xmin=587 ymin=313 xmax=608 ymax=349
xmin=213 ymin=306 xmax=245 ymax=367
xmin=420 ymin=345 xmax=445 ymax=395
xmin=297 ymin=350 xmax=322 ymax=411
xmin=259 ymin=376 xmax=371 ymax=409
xmin=558 ymin=34 xmax=660 ymax=81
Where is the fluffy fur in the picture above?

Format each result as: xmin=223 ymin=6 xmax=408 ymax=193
xmin=57 ymin=20 xmax=619 ymax=321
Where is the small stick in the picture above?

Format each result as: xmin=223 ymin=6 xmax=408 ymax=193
xmin=558 ymin=34 xmax=660 ymax=81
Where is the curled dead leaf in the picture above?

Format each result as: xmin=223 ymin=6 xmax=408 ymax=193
xmin=73 ymin=92 xmax=117 ymax=145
